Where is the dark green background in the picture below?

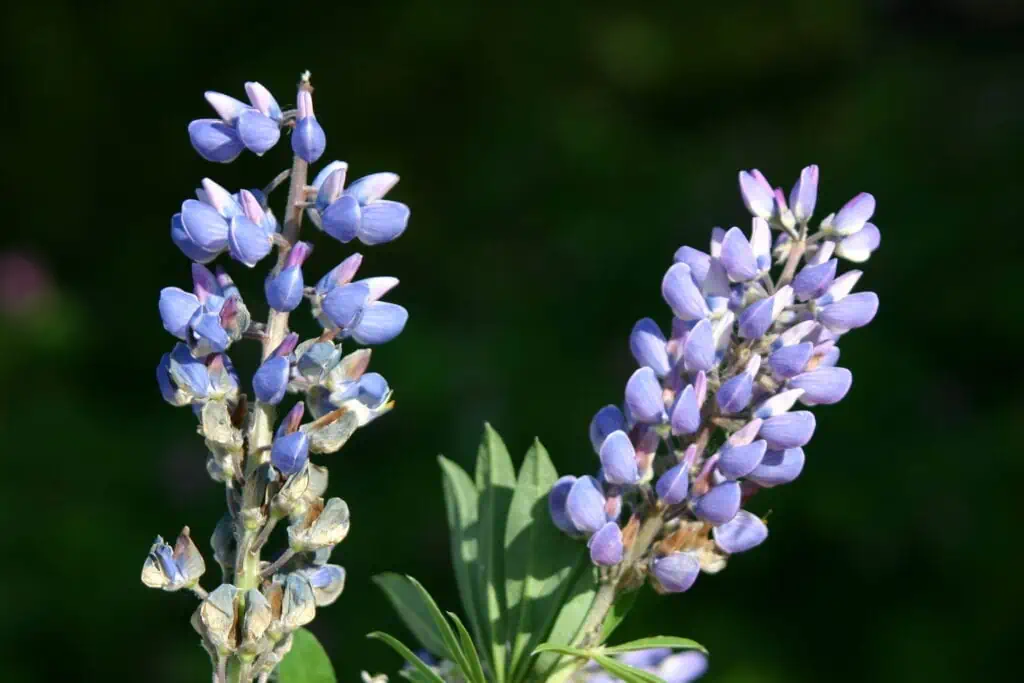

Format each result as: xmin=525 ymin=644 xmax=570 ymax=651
xmin=2 ymin=1 xmax=1020 ymax=681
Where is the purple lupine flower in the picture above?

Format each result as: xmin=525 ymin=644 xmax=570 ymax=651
xmin=599 ymin=431 xmax=640 ymax=486
xmin=309 ymin=162 xmax=410 ymax=246
xmin=713 ymin=510 xmax=768 ymax=554
xmin=789 ymin=164 xmax=819 ymax=224
xmin=292 ymin=89 xmax=326 ymax=163
xmin=670 ymin=384 xmax=701 ymax=435
xmin=189 ymin=82 xmax=283 ymax=162
xmin=588 ymin=404 xmax=627 ymax=453
xmin=738 ymin=169 xmax=775 ymax=219
xmin=566 ymin=476 xmax=610 ymax=535
xmin=253 ymin=333 xmax=299 ymax=405
xmin=272 ymin=431 xmax=310 ymax=475
xmin=548 ymin=475 xmax=580 ymax=535
xmin=650 ymin=552 xmax=700 ymax=593
xmin=265 ymin=242 xmax=313 ymax=312
xmin=836 ymin=223 xmax=881 ymax=263
xmin=588 ymin=522 xmax=624 ymax=566
xmin=547 ymin=163 xmax=879 ymax=585
xmin=692 ymin=481 xmax=742 ymax=525
xmin=630 ymin=318 xmax=671 ymax=377
xmin=625 ymin=367 xmax=667 ymax=424
xmin=747 ymin=447 xmax=805 ymax=487
xmin=831 ymin=192 xmax=876 ymax=236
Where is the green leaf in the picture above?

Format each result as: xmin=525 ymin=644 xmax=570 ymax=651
xmin=367 ymin=632 xmax=445 ymax=683
xmin=474 ymin=423 xmax=516 ymax=681
xmin=530 ymin=643 xmax=590 ymax=658
xmin=278 ymin=627 xmax=337 ymax=683
xmin=590 ymin=653 xmax=666 ymax=683
xmin=599 ymin=587 xmax=641 ymax=643
xmin=447 ymin=611 xmax=488 ymax=683
xmin=372 ymin=573 xmax=448 ymax=658
xmin=438 ymin=456 xmax=488 ymax=664
xmin=503 ymin=440 xmax=581 ymax=681
xmin=529 ymin=561 xmax=598 ymax=680
xmin=403 ymin=575 xmax=477 ymax=681
xmin=603 ymin=635 xmax=708 ymax=655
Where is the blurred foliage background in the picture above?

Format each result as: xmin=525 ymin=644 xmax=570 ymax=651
xmin=1 ymin=0 xmax=1021 ymax=681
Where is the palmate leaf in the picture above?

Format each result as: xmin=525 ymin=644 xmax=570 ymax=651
xmin=474 ymin=423 xmax=516 ymax=681
xmin=372 ymin=573 xmax=448 ymax=658
xmin=438 ymin=456 xmax=489 ymax=668
xmin=278 ymin=627 xmax=337 ymax=683
xmin=366 ymin=632 xmax=444 ymax=683
xmin=529 ymin=561 xmax=599 ymax=681
xmin=503 ymin=439 xmax=585 ymax=682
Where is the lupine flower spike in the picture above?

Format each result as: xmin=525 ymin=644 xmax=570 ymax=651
xmin=146 ymin=72 xmax=411 ymax=683
xmin=550 ymin=164 xmax=879 ymax=659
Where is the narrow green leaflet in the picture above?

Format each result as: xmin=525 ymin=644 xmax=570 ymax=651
xmin=531 ymin=643 xmax=591 ymax=658
xmin=599 ymin=587 xmax=641 ymax=643
xmin=473 ymin=423 xmax=516 ymax=681
xmin=603 ymin=636 xmax=708 ymax=655
xmin=438 ymin=456 xmax=488 ymax=666
xmin=503 ymin=439 xmax=582 ymax=681
xmin=529 ymin=562 xmax=598 ymax=680
xmin=404 ymin=576 xmax=476 ymax=681
xmin=278 ymin=627 xmax=337 ymax=683
xmin=372 ymin=573 xmax=448 ymax=657
xmin=447 ymin=611 xmax=487 ymax=683
xmin=366 ymin=632 xmax=445 ymax=683
xmin=590 ymin=653 xmax=666 ymax=683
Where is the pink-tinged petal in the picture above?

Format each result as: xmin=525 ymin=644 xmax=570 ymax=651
xmin=789 ymin=164 xmax=819 ymax=223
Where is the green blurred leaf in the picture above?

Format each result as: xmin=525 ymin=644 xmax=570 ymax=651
xmin=529 ymin=561 xmax=598 ymax=680
xmin=530 ymin=643 xmax=590 ymax=658
xmin=438 ymin=455 xmax=488 ymax=665
xmin=603 ymin=636 xmax=708 ymax=655
xmin=503 ymin=439 xmax=580 ymax=681
xmin=448 ymin=611 xmax=488 ymax=683
xmin=367 ymin=632 xmax=445 ymax=683
xmin=474 ymin=422 xmax=516 ymax=681
xmin=372 ymin=572 xmax=448 ymax=658
xmin=278 ymin=627 xmax=337 ymax=683
xmin=404 ymin=575 xmax=476 ymax=681
xmin=599 ymin=587 xmax=641 ymax=643
xmin=591 ymin=653 xmax=665 ymax=683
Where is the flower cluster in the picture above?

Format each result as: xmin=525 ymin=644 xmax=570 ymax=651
xmin=145 ymin=73 xmax=410 ymax=683
xmin=549 ymin=165 xmax=879 ymax=598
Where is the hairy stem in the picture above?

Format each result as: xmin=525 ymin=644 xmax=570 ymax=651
xmin=776 ymin=226 xmax=808 ymax=287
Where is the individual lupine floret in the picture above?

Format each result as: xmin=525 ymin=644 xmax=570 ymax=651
xmin=156 ymin=343 xmax=237 ymax=407
xmin=189 ymin=81 xmax=283 ymax=163
xmin=549 ymin=164 xmax=880 ymax=609
xmin=291 ymin=88 xmax=326 ymax=163
xmin=319 ymin=277 xmax=408 ymax=345
xmin=160 ymin=263 xmax=251 ymax=357
xmin=141 ymin=527 xmax=206 ymax=591
xmin=172 ymin=179 xmax=275 ymax=267
xmin=253 ymin=333 xmax=300 ymax=405
xmin=272 ymin=402 xmax=311 ymax=475
xmin=287 ymin=497 xmax=351 ymax=552
xmin=308 ymin=161 xmax=410 ymax=246
xmin=295 ymin=564 xmax=347 ymax=606
xmin=265 ymin=242 xmax=313 ymax=312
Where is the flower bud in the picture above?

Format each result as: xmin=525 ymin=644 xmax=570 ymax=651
xmin=565 ymin=476 xmax=608 ymax=535
xmin=713 ymin=510 xmax=768 ymax=554
xmin=625 ymin=367 xmax=667 ymax=424
xmin=292 ymin=90 xmax=326 ymax=163
xmin=599 ymin=431 xmax=640 ymax=486
xmin=630 ymin=318 xmax=671 ymax=377
xmin=588 ymin=405 xmax=626 ymax=453
xmin=189 ymin=119 xmax=244 ymax=163
xmin=548 ymin=475 xmax=580 ymax=535
xmin=297 ymin=564 xmax=347 ymax=606
xmin=661 ymin=263 xmax=710 ymax=321
xmin=265 ymin=242 xmax=313 ymax=312
xmin=193 ymin=584 xmax=240 ymax=655
xmin=738 ymin=169 xmax=775 ymax=219
xmin=271 ymin=431 xmax=310 ymax=475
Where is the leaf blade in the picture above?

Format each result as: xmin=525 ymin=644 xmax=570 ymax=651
xmin=372 ymin=572 xmax=448 ymax=658
xmin=404 ymin=575 xmax=475 ymax=681
xmin=599 ymin=587 xmax=641 ymax=643
xmin=278 ymin=627 xmax=337 ymax=683
xmin=528 ymin=561 xmax=598 ymax=680
xmin=474 ymin=423 xmax=517 ymax=680
xmin=366 ymin=631 xmax=445 ymax=683
xmin=591 ymin=653 xmax=666 ymax=683
xmin=438 ymin=455 xmax=488 ymax=666
xmin=448 ymin=611 xmax=488 ymax=683
xmin=603 ymin=635 xmax=708 ymax=655
xmin=503 ymin=439 xmax=581 ymax=681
